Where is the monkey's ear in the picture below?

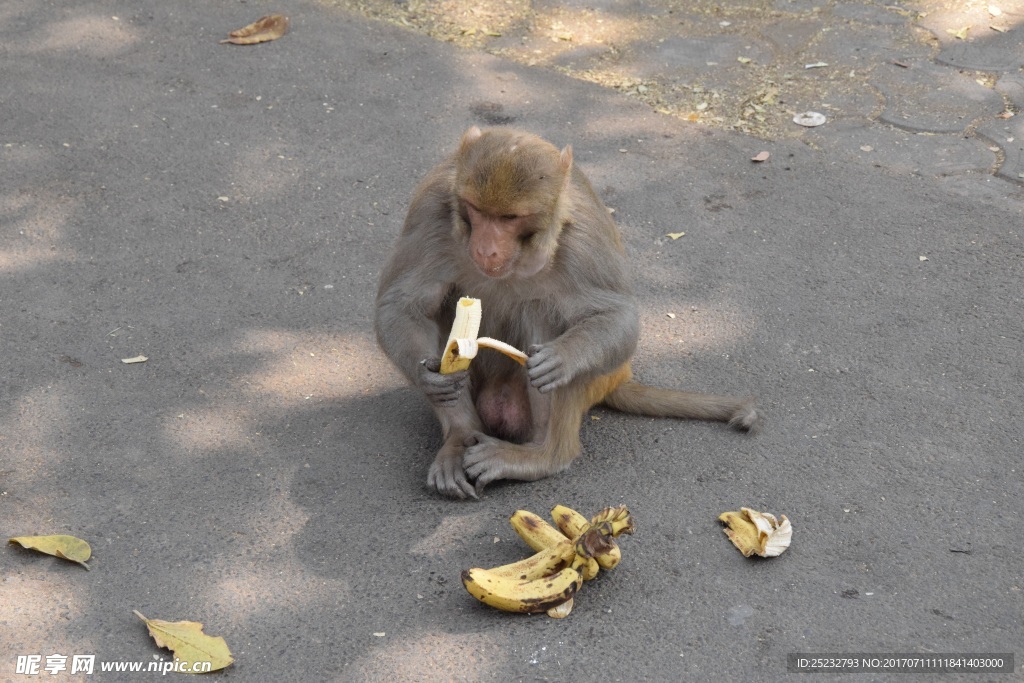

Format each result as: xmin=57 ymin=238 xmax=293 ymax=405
xmin=560 ymin=145 xmax=573 ymax=173
xmin=461 ymin=126 xmax=484 ymax=146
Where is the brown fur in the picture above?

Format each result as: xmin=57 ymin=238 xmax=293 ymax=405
xmin=375 ymin=127 xmax=757 ymax=498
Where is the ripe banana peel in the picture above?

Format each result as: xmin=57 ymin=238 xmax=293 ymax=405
xmin=719 ymin=507 xmax=792 ymax=557
xmin=440 ymin=297 xmax=528 ymax=374
xmin=461 ymin=504 xmax=635 ymax=617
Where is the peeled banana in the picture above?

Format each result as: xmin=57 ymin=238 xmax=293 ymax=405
xmin=440 ymin=297 xmax=528 ymax=374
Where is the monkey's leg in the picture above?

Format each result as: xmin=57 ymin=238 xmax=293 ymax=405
xmin=426 ymin=390 xmax=485 ymax=500
xmin=462 ymin=380 xmax=587 ymax=493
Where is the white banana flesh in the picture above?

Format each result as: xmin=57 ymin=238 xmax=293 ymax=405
xmin=440 ymin=297 xmax=527 ymax=374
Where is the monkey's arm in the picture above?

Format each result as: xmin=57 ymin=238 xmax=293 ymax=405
xmin=527 ymin=288 xmax=639 ymax=392
xmin=526 ymin=178 xmax=641 ymax=392
xmin=375 ymin=173 xmax=469 ymax=405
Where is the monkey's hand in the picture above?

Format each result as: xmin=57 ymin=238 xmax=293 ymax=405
xmin=526 ymin=344 xmax=571 ymax=393
xmin=418 ymin=358 xmax=468 ymax=407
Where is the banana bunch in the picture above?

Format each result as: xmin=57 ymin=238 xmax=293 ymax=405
xmin=440 ymin=297 xmax=528 ymax=374
xmin=462 ymin=505 xmax=635 ymax=618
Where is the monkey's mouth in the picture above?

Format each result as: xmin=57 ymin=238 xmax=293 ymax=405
xmin=472 ymin=259 xmax=513 ymax=279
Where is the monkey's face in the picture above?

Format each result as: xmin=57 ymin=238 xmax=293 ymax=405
xmin=454 ymin=128 xmax=571 ymax=280
xmin=458 ymin=200 xmax=550 ymax=279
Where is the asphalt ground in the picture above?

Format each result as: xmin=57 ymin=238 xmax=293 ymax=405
xmin=1 ymin=1 xmax=1022 ymax=681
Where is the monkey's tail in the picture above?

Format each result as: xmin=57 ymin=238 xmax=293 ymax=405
xmin=602 ymin=381 xmax=758 ymax=431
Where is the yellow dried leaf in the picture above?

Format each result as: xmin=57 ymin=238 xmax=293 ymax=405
xmin=221 ymin=15 xmax=289 ymax=45
xmin=9 ymin=534 xmax=91 ymax=569
xmin=121 ymin=355 xmax=148 ymax=364
xmin=134 ymin=611 xmax=234 ymax=673
xmin=946 ymin=25 xmax=970 ymax=40
xmin=737 ymin=56 xmax=752 ymax=64
xmin=666 ymin=232 xmax=686 ymax=240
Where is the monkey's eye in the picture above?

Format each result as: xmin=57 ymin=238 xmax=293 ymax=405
xmin=519 ymin=231 xmax=536 ymax=243
xmin=502 ymin=214 xmax=518 ymax=221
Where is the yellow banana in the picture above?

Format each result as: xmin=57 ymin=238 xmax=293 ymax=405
xmin=511 ymin=510 xmax=599 ymax=580
xmin=551 ymin=504 xmax=622 ymax=570
xmin=510 ymin=510 xmax=572 ymax=551
xmin=485 ymin=539 xmax=575 ymax=581
xmin=461 ymin=565 xmax=582 ymax=614
xmin=462 ymin=505 xmax=635 ymax=616
xmin=440 ymin=297 xmax=528 ymax=374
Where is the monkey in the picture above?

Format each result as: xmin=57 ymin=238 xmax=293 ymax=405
xmin=375 ymin=126 xmax=757 ymax=499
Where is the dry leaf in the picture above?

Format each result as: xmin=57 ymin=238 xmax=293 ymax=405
xmin=919 ymin=255 xmax=929 ymax=261
xmin=666 ymin=312 xmax=676 ymax=319
xmin=751 ymin=151 xmax=770 ymax=162
xmin=665 ymin=232 xmax=686 ymax=240
xmin=121 ymin=355 xmax=148 ymax=364
xmin=134 ymin=612 xmax=234 ymax=673
xmin=946 ymin=25 xmax=970 ymax=40
xmin=804 ymin=61 xmax=829 ymax=69
xmin=996 ymin=111 xmax=1014 ymax=119
xmin=221 ymin=15 xmax=289 ymax=45
xmin=9 ymin=535 xmax=91 ymax=569
xmin=737 ymin=56 xmax=752 ymax=64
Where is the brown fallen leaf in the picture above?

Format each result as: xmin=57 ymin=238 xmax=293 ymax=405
xmin=9 ymin=534 xmax=91 ymax=569
xmin=751 ymin=151 xmax=770 ymax=162
xmin=221 ymin=15 xmax=289 ymax=45
xmin=134 ymin=612 xmax=234 ymax=673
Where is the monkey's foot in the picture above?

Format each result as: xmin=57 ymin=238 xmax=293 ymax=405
xmin=427 ymin=443 xmax=479 ymax=500
xmin=463 ymin=435 xmax=562 ymax=495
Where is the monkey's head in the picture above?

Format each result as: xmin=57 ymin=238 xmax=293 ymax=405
xmin=454 ymin=126 xmax=573 ymax=279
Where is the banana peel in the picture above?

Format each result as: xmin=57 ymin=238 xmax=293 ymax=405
xmin=440 ymin=297 xmax=528 ymax=374
xmin=719 ymin=507 xmax=792 ymax=557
